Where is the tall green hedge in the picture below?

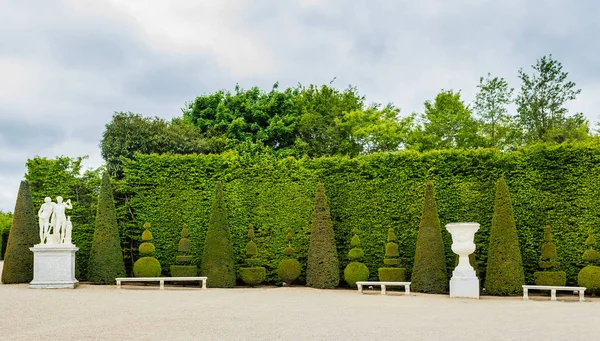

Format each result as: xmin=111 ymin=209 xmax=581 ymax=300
xmin=1 ymin=181 xmax=38 ymax=284
xmin=87 ymin=173 xmax=126 ymax=283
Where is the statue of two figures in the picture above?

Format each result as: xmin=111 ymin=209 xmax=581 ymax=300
xmin=38 ymin=196 xmax=73 ymax=245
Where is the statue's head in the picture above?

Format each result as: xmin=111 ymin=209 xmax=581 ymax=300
xmin=44 ymin=197 xmax=51 ymax=203
xmin=56 ymin=196 xmax=63 ymax=203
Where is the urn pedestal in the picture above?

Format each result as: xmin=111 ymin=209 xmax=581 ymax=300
xmin=29 ymin=244 xmax=79 ymax=289
xmin=446 ymin=222 xmax=480 ymax=299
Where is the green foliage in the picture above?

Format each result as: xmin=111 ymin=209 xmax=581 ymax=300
xmin=539 ymin=226 xmax=558 ymax=269
xmin=284 ymin=247 xmax=294 ymax=257
xmin=534 ymin=271 xmax=566 ymax=286
xmin=306 ymin=183 xmax=340 ymax=289
xmin=141 ymin=229 xmax=152 ymax=241
xmin=378 ymin=268 xmax=407 ymax=282
xmin=246 ymin=225 xmax=257 ymax=258
xmin=87 ymin=173 xmax=126 ymax=284
xmin=474 ymin=73 xmax=516 ymax=149
xmin=379 ymin=227 xmax=406 ymax=281
xmin=120 ymin=144 xmax=600 ymax=286
xmin=139 ymin=243 xmax=155 ymax=254
xmin=201 ymin=182 xmax=236 ymax=288
xmin=240 ymin=267 xmax=266 ymax=287
xmin=133 ymin=257 xmax=162 ymax=277
xmin=278 ymin=259 xmax=302 ymax=285
xmin=1 ymin=181 xmax=38 ymax=284
xmin=485 ymin=178 xmax=525 ymax=295
xmin=0 ymin=211 xmax=13 ymax=260
xmin=343 ymin=262 xmax=369 ymax=287
xmin=171 ymin=225 xmax=198 ymax=277
xmin=578 ymin=266 xmax=600 ymax=294
xmin=176 ymin=255 xmax=193 ymax=263
xmin=411 ymin=181 xmax=448 ymax=293
xmin=582 ymin=250 xmax=600 ymax=263
xmin=348 ymin=248 xmax=364 ymax=261
xmin=170 ymin=265 xmax=198 ymax=277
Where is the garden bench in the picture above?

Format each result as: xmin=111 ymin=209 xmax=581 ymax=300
xmin=356 ymin=281 xmax=411 ymax=295
xmin=116 ymin=277 xmax=208 ymax=290
xmin=522 ymin=285 xmax=586 ymax=302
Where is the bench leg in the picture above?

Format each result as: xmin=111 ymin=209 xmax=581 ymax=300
xmin=551 ymin=289 xmax=556 ymax=301
xmin=357 ymin=284 xmax=363 ymax=294
xmin=160 ymin=280 xmax=165 ymax=290
xmin=405 ymin=285 xmax=410 ymax=295
xmin=201 ymin=280 xmax=207 ymax=290
xmin=381 ymin=285 xmax=386 ymax=295
xmin=523 ymin=288 xmax=528 ymax=300
xmin=117 ymin=280 xmax=121 ymax=289
xmin=579 ymin=290 xmax=585 ymax=302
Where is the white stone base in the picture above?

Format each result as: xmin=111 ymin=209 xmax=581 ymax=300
xmin=29 ymin=244 xmax=79 ymax=289
xmin=449 ymin=271 xmax=479 ymax=299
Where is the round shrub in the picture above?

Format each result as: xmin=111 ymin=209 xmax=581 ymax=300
xmin=348 ymin=248 xmax=364 ymax=261
xmin=133 ymin=257 xmax=162 ymax=277
xmin=142 ymin=229 xmax=152 ymax=241
xmin=578 ymin=266 xmax=600 ymax=294
xmin=278 ymin=258 xmax=301 ymax=284
xmin=378 ymin=268 xmax=406 ymax=282
xmin=240 ymin=267 xmax=266 ymax=287
xmin=344 ymin=262 xmax=369 ymax=287
xmin=284 ymin=247 xmax=294 ymax=257
xmin=139 ymin=242 xmax=155 ymax=254
xmin=534 ymin=271 xmax=566 ymax=286
xmin=582 ymin=250 xmax=600 ymax=263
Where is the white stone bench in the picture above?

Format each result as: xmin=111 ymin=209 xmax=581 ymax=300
xmin=116 ymin=277 xmax=207 ymax=290
xmin=522 ymin=285 xmax=586 ymax=302
xmin=356 ymin=281 xmax=411 ymax=295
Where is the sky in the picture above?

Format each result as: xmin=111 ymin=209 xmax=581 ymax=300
xmin=0 ymin=0 xmax=598 ymax=212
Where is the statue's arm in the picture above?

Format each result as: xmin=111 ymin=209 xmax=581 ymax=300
xmin=66 ymin=200 xmax=73 ymax=209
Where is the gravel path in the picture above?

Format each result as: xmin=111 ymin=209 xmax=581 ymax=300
xmin=1 ymin=274 xmax=598 ymax=341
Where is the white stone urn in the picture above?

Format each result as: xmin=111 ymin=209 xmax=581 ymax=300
xmin=446 ymin=222 xmax=480 ymax=299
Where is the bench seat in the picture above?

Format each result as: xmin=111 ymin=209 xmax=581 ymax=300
xmin=116 ymin=277 xmax=208 ymax=290
xmin=356 ymin=281 xmax=411 ymax=295
xmin=522 ymin=285 xmax=585 ymax=302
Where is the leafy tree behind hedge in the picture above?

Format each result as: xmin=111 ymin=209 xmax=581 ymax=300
xmin=1 ymin=181 xmax=38 ymax=284
xmin=306 ymin=183 xmax=340 ymax=289
xmin=87 ymin=173 xmax=126 ymax=283
xmin=201 ymin=181 xmax=236 ymax=288
xmin=411 ymin=181 xmax=448 ymax=293
xmin=0 ymin=211 xmax=12 ymax=260
xmin=484 ymin=178 xmax=525 ymax=295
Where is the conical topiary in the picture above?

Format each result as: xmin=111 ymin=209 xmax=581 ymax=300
xmin=87 ymin=173 xmax=126 ymax=283
xmin=378 ymin=228 xmax=407 ymax=282
xmin=306 ymin=183 xmax=340 ymax=289
xmin=133 ymin=222 xmax=162 ymax=277
xmin=170 ymin=225 xmax=198 ymax=277
xmin=484 ymin=177 xmax=525 ymax=296
xmin=239 ymin=224 xmax=266 ymax=286
xmin=578 ymin=232 xmax=600 ymax=295
xmin=411 ymin=181 xmax=448 ymax=293
xmin=533 ymin=225 xmax=566 ymax=286
xmin=278 ymin=228 xmax=301 ymax=285
xmin=343 ymin=229 xmax=369 ymax=287
xmin=1 ymin=181 xmax=38 ymax=284
xmin=200 ymin=181 xmax=236 ymax=288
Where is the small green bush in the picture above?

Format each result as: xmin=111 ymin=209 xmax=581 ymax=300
xmin=171 ymin=225 xmax=198 ymax=277
xmin=484 ymin=178 xmax=525 ymax=296
xmin=582 ymin=250 xmax=600 ymax=263
xmin=534 ymin=271 xmax=566 ymax=286
xmin=578 ymin=266 xmax=600 ymax=294
xmin=306 ymin=183 xmax=339 ymax=289
xmin=378 ymin=228 xmax=406 ymax=282
xmin=1 ymin=181 xmax=38 ymax=284
xmin=133 ymin=222 xmax=161 ymax=277
xmin=411 ymin=181 xmax=447 ymax=293
xmin=278 ymin=228 xmax=301 ymax=285
xmin=344 ymin=230 xmax=369 ymax=287
xmin=534 ymin=226 xmax=565 ymax=286
xmin=170 ymin=265 xmax=198 ymax=277
xmin=240 ymin=224 xmax=265 ymax=286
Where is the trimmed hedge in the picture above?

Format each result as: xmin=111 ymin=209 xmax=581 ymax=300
xmin=120 ymin=144 xmax=600 ymax=286
xmin=171 ymin=225 xmax=198 ymax=277
xmin=240 ymin=224 xmax=266 ymax=286
xmin=278 ymin=228 xmax=301 ymax=285
xmin=87 ymin=173 xmax=126 ymax=284
xmin=343 ymin=230 xmax=369 ymax=287
xmin=1 ymin=181 xmax=38 ymax=284
xmin=534 ymin=225 xmax=566 ymax=286
xmin=378 ymin=228 xmax=406 ymax=282
xmin=133 ymin=222 xmax=161 ymax=277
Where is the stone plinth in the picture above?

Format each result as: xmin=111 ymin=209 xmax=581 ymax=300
xmin=446 ymin=222 xmax=480 ymax=299
xmin=29 ymin=244 xmax=79 ymax=289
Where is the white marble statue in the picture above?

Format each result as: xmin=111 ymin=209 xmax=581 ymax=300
xmin=38 ymin=196 xmax=73 ymax=245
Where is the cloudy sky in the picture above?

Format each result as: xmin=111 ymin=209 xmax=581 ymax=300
xmin=0 ymin=0 xmax=598 ymax=212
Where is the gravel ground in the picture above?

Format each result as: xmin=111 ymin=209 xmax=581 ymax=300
xmin=1 ymin=262 xmax=598 ymax=341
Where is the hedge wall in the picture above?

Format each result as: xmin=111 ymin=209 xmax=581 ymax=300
xmin=119 ymin=144 xmax=600 ymax=286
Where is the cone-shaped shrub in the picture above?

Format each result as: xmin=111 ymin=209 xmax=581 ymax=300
xmin=170 ymin=225 xmax=198 ymax=277
xmin=200 ymin=181 xmax=236 ymax=288
xmin=87 ymin=173 xmax=126 ymax=284
xmin=578 ymin=232 xmax=600 ymax=294
xmin=239 ymin=224 xmax=266 ymax=286
xmin=484 ymin=177 xmax=525 ymax=296
xmin=1 ymin=181 xmax=38 ymax=284
xmin=411 ymin=181 xmax=447 ymax=293
xmin=278 ymin=228 xmax=301 ymax=285
xmin=133 ymin=222 xmax=162 ymax=277
xmin=534 ymin=225 xmax=566 ymax=286
xmin=378 ymin=228 xmax=407 ymax=282
xmin=306 ymin=183 xmax=340 ymax=289
xmin=344 ymin=229 xmax=369 ymax=287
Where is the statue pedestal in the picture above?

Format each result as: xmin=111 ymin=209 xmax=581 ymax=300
xmin=449 ymin=269 xmax=479 ymax=299
xmin=29 ymin=244 xmax=79 ymax=289
xmin=446 ymin=222 xmax=480 ymax=299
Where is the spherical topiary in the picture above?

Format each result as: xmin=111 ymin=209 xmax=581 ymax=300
xmin=171 ymin=225 xmax=198 ymax=277
xmin=578 ymin=266 xmax=600 ymax=294
xmin=133 ymin=222 xmax=161 ymax=277
xmin=344 ymin=230 xmax=369 ymax=287
xmin=378 ymin=228 xmax=406 ymax=282
xmin=278 ymin=228 xmax=301 ymax=285
xmin=582 ymin=250 xmax=600 ymax=263
xmin=240 ymin=224 xmax=265 ymax=286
